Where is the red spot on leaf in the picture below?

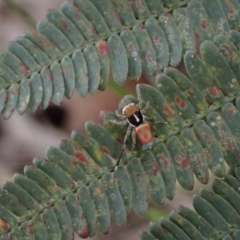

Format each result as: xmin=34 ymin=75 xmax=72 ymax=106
xmin=164 ymin=105 xmax=173 ymax=119
xmin=176 ymin=156 xmax=190 ymax=168
xmin=100 ymin=146 xmax=110 ymax=154
xmin=129 ymin=43 xmax=136 ymax=52
xmin=116 ymin=137 xmax=123 ymax=144
xmin=153 ymin=36 xmax=162 ymax=49
xmin=152 ymin=163 xmax=159 ymax=176
xmin=229 ymin=9 xmax=235 ymax=19
xmin=223 ymin=44 xmax=233 ymax=58
xmin=76 ymin=153 xmax=89 ymax=165
xmin=28 ymin=224 xmax=34 ymax=235
xmin=159 ymin=154 xmax=169 ymax=169
xmin=0 ymin=219 xmax=9 ymax=231
xmin=98 ymin=42 xmax=109 ymax=54
xmin=60 ymin=19 xmax=68 ymax=30
xmin=187 ymin=89 xmax=195 ymax=96
xmin=205 ymin=135 xmax=212 ymax=145
xmin=163 ymin=227 xmax=169 ymax=233
xmin=140 ymin=24 xmax=146 ymax=31
xmin=132 ymin=0 xmax=145 ymax=9
xmin=20 ymin=62 xmax=29 ymax=75
xmin=79 ymin=227 xmax=89 ymax=238
xmin=209 ymin=87 xmax=220 ymax=97
xmin=195 ymin=154 xmax=202 ymax=165
xmin=228 ymin=107 xmax=236 ymax=115
xmin=176 ymin=96 xmax=187 ymax=109
xmin=225 ymin=139 xmax=233 ymax=149
xmin=146 ymin=52 xmax=153 ymax=64
xmin=201 ymin=19 xmax=207 ymax=29
xmin=136 ymin=173 xmax=141 ymax=182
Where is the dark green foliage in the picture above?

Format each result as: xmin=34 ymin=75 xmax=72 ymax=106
xmin=143 ymin=169 xmax=240 ymax=239
xmin=1 ymin=0 xmax=240 ymax=239
xmin=2 ymin=0 xmax=237 ymax=118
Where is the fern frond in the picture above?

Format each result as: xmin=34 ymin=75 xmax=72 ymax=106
xmin=1 ymin=27 xmax=240 ymax=237
xmin=140 ymin=167 xmax=240 ymax=240
xmin=1 ymin=0 xmax=239 ymax=118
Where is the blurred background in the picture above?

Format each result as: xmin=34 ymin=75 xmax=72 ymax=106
xmin=0 ymin=1 xmax=212 ymax=239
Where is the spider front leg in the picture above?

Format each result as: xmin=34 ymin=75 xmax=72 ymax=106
xmin=108 ymin=118 xmax=128 ymax=126
xmin=144 ymin=116 xmax=167 ymax=125
xmin=116 ymin=125 xmax=133 ymax=166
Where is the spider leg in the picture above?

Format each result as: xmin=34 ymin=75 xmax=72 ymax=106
xmin=144 ymin=116 xmax=167 ymax=125
xmin=115 ymin=110 xmax=126 ymax=119
xmin=138 ymin=101 xmax=150 ymax=111
xmin=116 ymin=125 xmax=132 ymax=166
xmin=131 ymin=128 xmax=137 ymax=151
xmin=109 ymin=119 xmax=128 ymax=125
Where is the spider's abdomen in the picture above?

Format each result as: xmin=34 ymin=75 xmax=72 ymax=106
xmin=136 ymin=123 xmax=153 ymax=148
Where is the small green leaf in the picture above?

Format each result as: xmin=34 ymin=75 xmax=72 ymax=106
xmin=74 ymin=0 xmax=110 ymax=37
xmin=37 ymin=21 xmax=73 ymax=53
xmin=110 ymin=0 xmax=136 ymax=26
xmin=202 ymin=0 xmax=230 ymax=34
xmin=120 ymin=29 xmax=142 ymax=80
xmin=127 ymin=157 xmax=148 ymax=216
xmin=201 ymin=40 xmax=240 ymax=97
xmin=89 ymin=0 xmax=122 ymax=32
xmin=25 ymin=31 xmax=61 ymax=59
xmin=159 ymin=13 xmax=182 ymax=67
xmin=145 ymin=18 xmax=169 ymax=70
xmin=140 ymin=151 xmax=166 ymax=206
xmin=83 ymin=45 xmax=101 ymax=94
xmin=89 ymin=179 xmax=110 ymax=234
xmin=108 ymin=34 xmax=128 ymax=85
xmin=40 ymin=67 xmax=52 ymax=110
xmin=166 ymin=136 xmax=194 ymax=190
xmin=152 ymin=143 xmax=176 ymax=200
xmin=32 ymin=215 xmax=48 ymax=240
xmin=46 ymin=10 xmax=84 ymax=48
xmin=17 ymin=78 xmax=30 ymax=114
xmin=193 ymin=120 xmax=225 ymax=177
xmin=2 ymin=84 xmax=19 ymax=119
xmin=133 ymin=23 xmax=157 ymax=76
xmin=72 ymin=49 xmax=88 ymax=97
xmin=61 ymin=56 xmax=75 ymax=99
xmin=102 ymin=172 xmax=127 ymax=226
xmin=54 ymin=200 xmax=73 ymax=240
xmin=65 ymin=193 xmax=89 ymax=238
xmin=8 ymin=41 xmax=39 ymax=71
xmin=193 ymin=195 xmax=231 ymax=233
xmin=78 ymin=186 xmax=96 ymax=237
xmin=160 ymin=218 xmax=191 ymax=240
xmin=50 ymin=62 xmax=65 ymax=105
xmin=178 ymin=206 xmax=218 ymax=239
xmin=187 ymin=0 xmax=214 ymax=43
xmin=61 ymin=2 xmax=97 ymax=42
xmin=28 ymin=73 xmax=43 ymax=112
xmin=131 ymin=0 xmax=150 ymax=19
xmin=96 ymin=41 xmax=110 ymax=90
xmin=42 ymin=207 xmax=61 ymax=239
xmin=114 ymin=165 xmax=132 ymax=214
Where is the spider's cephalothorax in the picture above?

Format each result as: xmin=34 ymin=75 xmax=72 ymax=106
xmin=122 ymin=103 xmax=144 ymax=127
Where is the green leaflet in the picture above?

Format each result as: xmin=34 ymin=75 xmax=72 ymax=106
xmin=2 ymin=0 xmax=240 ymax=239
